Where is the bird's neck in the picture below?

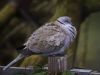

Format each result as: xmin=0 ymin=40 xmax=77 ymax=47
xmin=54 ymin=21 xmax=62 ymax=25
xmin=54 ymin=21 xmax=71 ymax=34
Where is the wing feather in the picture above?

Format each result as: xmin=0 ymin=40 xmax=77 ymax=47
xmin=24 ymin=23 xmax=67 ymax=54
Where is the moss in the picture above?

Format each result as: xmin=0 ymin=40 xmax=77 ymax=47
xmin=20 ymin=55 xmax=47 ymax=67
xmin=75 ymin=12 xmax=100 ymax=71
xmin=0 ymin=3 xmax=16 ymax=24
xmin=84 ymin=0 xmax=100 ymax=10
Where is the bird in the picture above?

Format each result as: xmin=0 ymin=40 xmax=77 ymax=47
xmin=3 ymin=16 xmax=77 ymax=71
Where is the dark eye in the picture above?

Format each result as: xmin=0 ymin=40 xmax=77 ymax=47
xmin=65 ymin=20 xmax=69 ymax=22
xmin=65 ymin=20 xmax=71 ymax=24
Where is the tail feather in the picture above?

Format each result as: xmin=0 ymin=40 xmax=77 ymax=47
xmin=16 ymin=45 xmax=25 ymax=50
xmin=3 ymin=54 xmax=25 ymax=71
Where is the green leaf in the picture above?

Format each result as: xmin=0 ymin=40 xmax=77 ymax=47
xmin=62 ymin=71 xmax=74 ymax=75
xmin=32 ymin=71 xmax=47 ymax=75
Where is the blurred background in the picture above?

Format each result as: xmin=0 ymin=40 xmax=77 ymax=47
xmin=0 ymin=0 xmax=100 ymax=71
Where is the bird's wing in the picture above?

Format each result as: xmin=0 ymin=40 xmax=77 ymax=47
xmin=24 ymin=23 xmax=68 ymax=54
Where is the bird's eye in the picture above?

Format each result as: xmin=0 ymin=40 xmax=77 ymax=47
xmin=65 ymin=20 xmax=70 ymax=23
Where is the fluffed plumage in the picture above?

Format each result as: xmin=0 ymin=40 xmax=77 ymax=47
xmin=3 ymin=16 xmax=77 ymax=70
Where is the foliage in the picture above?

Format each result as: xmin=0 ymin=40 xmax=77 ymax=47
xmin=15 ymin=70 xmax=74 ymax=75
xmin=63 ymin=71 xmax=74 ymax=75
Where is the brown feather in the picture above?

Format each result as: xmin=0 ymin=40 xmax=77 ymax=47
xmin=24 ymin=23 xmax=67 ymax=54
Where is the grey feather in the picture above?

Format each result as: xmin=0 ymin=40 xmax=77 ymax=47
xmin=3 ymin=16 xmax=77 ymax=71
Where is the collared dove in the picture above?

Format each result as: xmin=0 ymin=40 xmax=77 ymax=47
xmin=3 ymin=16 xmax=77 ymax=71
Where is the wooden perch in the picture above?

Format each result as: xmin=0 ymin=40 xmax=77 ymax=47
xmin=48 ymin=55 xmax=67 ymax=75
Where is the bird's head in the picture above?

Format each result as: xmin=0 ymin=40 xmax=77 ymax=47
xmin=55 ymin=16 xmax=77 ymax=39
xmin=57 ymin=16 xmax=72 ymax=25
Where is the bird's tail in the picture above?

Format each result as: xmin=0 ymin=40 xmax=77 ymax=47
xmin=3 ymin=54 xmax=25 ymax=71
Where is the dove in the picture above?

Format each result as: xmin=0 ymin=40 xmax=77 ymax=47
xmin=3 ymin=16 xmax=77 ymax=70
